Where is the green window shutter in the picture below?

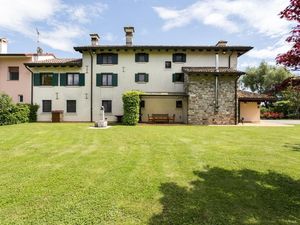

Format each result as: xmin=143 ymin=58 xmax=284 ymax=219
xmin=96 ymin=73 xmax=102 ymax=86
xmin=145 ymin=54 xmax=149 ymax=62
xmin=33 ymin=73 xmax=40 ymax=86
xmin=172 ymin=73 xmax=176 ymax=82
xmin=60 ymin=73 xmax=67 ymax=86
xmin=97 ymin=55 xmax=103 ymax=64
xmin=135 ymin=73 xmax=139 ymax=82
xmin=172 ymin=54 xmax=176 ymax=62
xmin=182 ymin=54 xmax=186 ymax=62
xmin=52 ymin=73 xmax=58 ymax=86
xmin=112 ymin=74 xmax=118 ymax=86
xmin=112 ymin=54 xmax=118 ymax=64
xmin=135 ymin=54 xmax=138 ymax=62
xmin=79 ymin=73 xmax=85 ymax=86
xmin=145 ymin=73 xmax=149 ymax=82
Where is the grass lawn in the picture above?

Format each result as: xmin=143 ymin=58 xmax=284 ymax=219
xmin=0 ymin=123 xmax=300 ymax=225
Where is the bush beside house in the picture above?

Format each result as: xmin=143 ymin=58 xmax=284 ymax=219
xmin=122 ymin=91 xmax=142 ymax=125
xmin=0 ymin=93 xmax=36 ymax=125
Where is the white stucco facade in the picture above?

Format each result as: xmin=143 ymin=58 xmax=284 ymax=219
xmin=28 ymin=43 xmax=248 ymax=123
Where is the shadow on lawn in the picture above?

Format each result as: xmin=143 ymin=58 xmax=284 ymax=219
xmin=149 ymin=166 xmax=300 ymax=225
xmin=284 ymin=143 xmax=300 ymax=152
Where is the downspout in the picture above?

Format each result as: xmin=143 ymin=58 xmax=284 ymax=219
xmin=89 ymin=51 xmax=94 ymax=122
xmin=235 ymin=75 xmax=241 ymax=124
xmin=25 ymin=65 xmax=34 ymax=105
xmin=215 ymin=53 xmax=219 ymax=112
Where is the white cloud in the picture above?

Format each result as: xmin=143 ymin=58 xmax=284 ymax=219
xmin=102 ymin=32 xmax=117 ymax=42
xmin=0 ymin=0 xmax=107 ymax=52
xmin=247 ymin=38 xmax=292 ymax=59
xmin=153 ymin=0 xmax=290 ymax=37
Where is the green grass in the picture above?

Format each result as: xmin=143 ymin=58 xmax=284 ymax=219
xmin=0 ymin=123 xmax=300 ymax=225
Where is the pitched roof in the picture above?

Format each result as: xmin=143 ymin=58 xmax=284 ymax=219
xmin=25 ymin=58 xmax=82 ymax=67
xmin=0 ymin=53 xmax=55 ymax=57
xmin=182 ymin=67 xmax=245 ymax=75
xmin=274 ymin=76 xmax=300 ymax=92
xmin=238 ymin=90 xmax=275 ymax=102
xmin=73 ymin=45 xmax=253 ymax=56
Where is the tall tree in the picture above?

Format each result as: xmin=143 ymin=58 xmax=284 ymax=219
xmin=276 ymin=0 xmax=300 ymax=70
xmin=241 ymin=62 xmax=293 ymax=94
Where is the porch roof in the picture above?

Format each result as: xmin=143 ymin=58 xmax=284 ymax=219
xmin=140 ymin=92 xmax=188 ymax=97
xmin=182 ymin=67 xmax=245 ymax=75
xmin=238 ymin=90 xmax=275 ymax=102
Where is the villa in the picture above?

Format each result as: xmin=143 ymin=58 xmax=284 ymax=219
xmin=22 ymin=27 xmax=256 ymax=125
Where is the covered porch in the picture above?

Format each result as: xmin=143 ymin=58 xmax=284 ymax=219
xmin=140 ymin=92 xmax=188 ymax=124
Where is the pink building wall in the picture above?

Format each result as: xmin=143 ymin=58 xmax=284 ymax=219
xmin=0 ymin=56 xmax=32 ymax=103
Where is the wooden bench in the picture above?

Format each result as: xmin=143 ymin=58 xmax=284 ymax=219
xmin=148 ymin=114 xmax=176 ymax=123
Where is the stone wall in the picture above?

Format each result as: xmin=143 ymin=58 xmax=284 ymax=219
xmin=185 ymin=74 xmax=237 ymax=125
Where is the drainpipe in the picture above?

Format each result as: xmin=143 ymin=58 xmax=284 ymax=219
xmin=215 ymin=53 xmax=219 ymax=112
xmin=89 ymin=51 xmax=94 ymax=122
xmin=25 ymin=65 xmax=34 ymax=105
xmin=235 ymin=75 xmax=241 ymax=124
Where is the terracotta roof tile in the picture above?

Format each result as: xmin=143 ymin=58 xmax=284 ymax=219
xmin=25 ymin=58 xmax=82 ymax=67
xmin=238 ymin=90 xmax=275 ymax=101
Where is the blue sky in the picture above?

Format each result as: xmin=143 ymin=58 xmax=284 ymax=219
xmin=0 ymin=0 xmax=292 ymax=70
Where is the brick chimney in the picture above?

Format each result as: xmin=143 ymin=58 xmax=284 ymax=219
xmin=124 ymin=26 xmax=135 ymax=46
xmin=0 ymin=38 xmax=8 ymax=53
xmin=216 ymin=40 xmax=228 ymax=47
xmin=90 ymin=33 xmax=100 ymax=46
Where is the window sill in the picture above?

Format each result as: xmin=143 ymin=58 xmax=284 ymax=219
xmin=172 ymin=62 xmax=186 ymax=64
xmin=135 ymin=62 xmax=149 ymax=64
xmin=97 ymin=64 xmax=118 ymax=66
xmin=99 ymin=86 xmax=117 ymax=88
xmin=173 ymin=82 xmax=184 ymax=84
xmin=136 ymin=82 xmax=148 ymax=84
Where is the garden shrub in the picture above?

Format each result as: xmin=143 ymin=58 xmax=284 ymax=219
xmin=0 ymin=93 xmax=30 ymax=125
xmin=122 ymin=91 xmax=142 ymax=125
xmin=24 ymin=103 xmax=39 ymax=122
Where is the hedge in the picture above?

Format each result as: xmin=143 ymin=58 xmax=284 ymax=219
xmin=122 ymin=91 xmax=142 ymax=125
xmin=0 ymin=93 xmax=30 ymax=125
xmin=24 ymin=103 xmax=39 ymax=122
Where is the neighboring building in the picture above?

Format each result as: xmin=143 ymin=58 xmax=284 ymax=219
xmin=238 ymin=90 xmax=275 ymax=123
xmin=0 ymin=38 xmax=55 ymax=103
xmin=26 ymin=27 xmax=253 ymax=124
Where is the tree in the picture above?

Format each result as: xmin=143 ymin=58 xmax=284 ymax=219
xmin=281 ymin=86 xmax=300 ymax=118
xmin=241 ymin=61 xmax=293 ymax=94
xmin=276 ymin=0 xmax=300 ymax=70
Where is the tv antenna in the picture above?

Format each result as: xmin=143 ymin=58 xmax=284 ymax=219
xmin=36 ymin=28 xmax=43 ymax=54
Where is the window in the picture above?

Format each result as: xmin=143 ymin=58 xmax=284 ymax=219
xmin=135 ymin=53 xmax=149 ymax=62
xmin=140 ymin=100 xmax=145 ymax=108
xmin=135 ymin=73 xmax=149 ymax=83
xmin=34 ymin=73 xmax=58 ymax=86
xmin=172 ymin=53 xmax=186 ymax=63
xmin=41 ymin=74 xmax=53 ymax=86
xmin=165 ymin=61 xmax=171 ymax=69
xmin=102 ymin=74 xmax=113 ymax=86
xmin=8 ymin=67 xmax=19 ymax=80
xmin=67 ymin=100 xmax=76 ymax=113
xmin=18 ymin=95 xmax=23 ymax=103
xmin=96 ymin=73 xmax=118 ymax=87
xmin=172 ymin=73 xmax=184 ymax=82
xmin=42 ymin=100 xmax=52 ymax=112
xmin=102 ymin=100 xmax=112 ymax=113
xmin=97 ymin=53 xmax=118 ymax=64
xmin=67 ymin=74 xmax=79 ymax=86
xmin=176 ymin=100 xmax=183 ymax=108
